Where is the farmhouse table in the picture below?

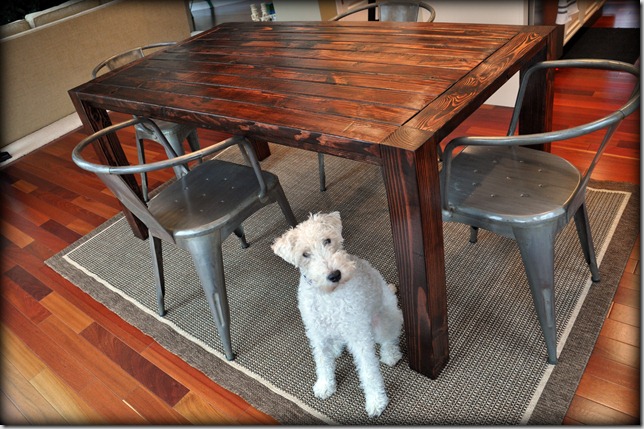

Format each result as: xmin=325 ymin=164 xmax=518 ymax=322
xmin=69 ymin=21 xmax=558 ymax=379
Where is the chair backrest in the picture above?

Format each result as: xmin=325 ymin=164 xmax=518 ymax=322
xmin=441 ymin=59 xmax=640 ymax=212
xmin=331 ymin=1 xmax=436 ymax=22
xmin=91 ymin=42 xmax=176 ymax=78
xmin=72 ymin=117 xmax=265 ymax=243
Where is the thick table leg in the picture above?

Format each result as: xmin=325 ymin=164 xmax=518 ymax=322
xmin=72 ymin=101 xmax=148 ymax=239
xmin=247 ymin=138 xmax=271 ymax=161
xmin=519 ymin=32 xmax=559 ymax=151
xmin=380 ymin=141 xmax=449 ymax=379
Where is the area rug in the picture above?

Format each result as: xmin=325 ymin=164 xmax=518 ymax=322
xmin=46 ymin=144 xmax=639 ymax=425
xmin=563 ymin=27 xmax=641 ymax=64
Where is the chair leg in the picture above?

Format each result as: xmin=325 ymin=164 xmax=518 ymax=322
xmin=573 ymin=203 xmax=601 ymax=282
xmin=513 ymin=225 xmax=558 ymax=365
xmin=273 ymin=183 xmax=298 ymax=227
xmin=184 ymin=233 xmax=235 ymax=360
xmin=186 ymin=130 xmax=201 ymax=152
xmin=149 ymin=236 xmax=166 ymax=316
xmin=187 ymin=130 xmax=202 ymax=164
xmin=136 ymin=137 xmax=150 ymax=200
xmin=234 ymin=226 xmax=250 ymax=249
xmin=162 ymin=133 xmax=191 ymax=178
xmin=318 ymin=152 xmax=326 ymax=192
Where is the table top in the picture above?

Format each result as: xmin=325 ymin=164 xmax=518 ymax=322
xmin=69 ymin=20 xmax=558 ymax=379
xmin=71 ymin=21 xmax=555 ymax=162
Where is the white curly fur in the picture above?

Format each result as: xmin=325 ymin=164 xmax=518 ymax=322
xmin=272 ymin=212 xmax=404 ymax=418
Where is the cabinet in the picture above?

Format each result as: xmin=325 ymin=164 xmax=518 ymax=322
xmin=532 ymin=0 xmax=606 ymax=44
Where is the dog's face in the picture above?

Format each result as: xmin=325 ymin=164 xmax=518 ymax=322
xmin=272 ymin=211 xmax=356 ymax=293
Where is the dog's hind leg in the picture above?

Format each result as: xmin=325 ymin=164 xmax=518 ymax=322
xmin=330 ymin=338 xmax=345 ymax=358
xmin=374 ymin=304 xmax=403 ymax=366
xmin=379 ymin=340 xmax=402 ymax=366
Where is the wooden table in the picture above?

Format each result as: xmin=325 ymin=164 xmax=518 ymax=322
xmin=69 ymin=21 xmax=557 ymax=379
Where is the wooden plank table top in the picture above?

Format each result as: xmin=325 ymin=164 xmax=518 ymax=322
xmin=70 ymin=20 xmax=558 ymax=379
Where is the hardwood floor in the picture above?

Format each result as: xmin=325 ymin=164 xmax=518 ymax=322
xmin=561 ymin=4 xmax=641 ymax=423
xmin=1 ymin=2 xmax=639 ymax=424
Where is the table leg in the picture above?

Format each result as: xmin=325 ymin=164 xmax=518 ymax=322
xmin=72 ymin=101 xmax=148 ymax=240
xmin=250 ymin=139 xmax=271 ymax=161
xmin=519 ymin=33 xmax=558 ymax=150
xmin=380 ymin=141 xmax=449 ymax=379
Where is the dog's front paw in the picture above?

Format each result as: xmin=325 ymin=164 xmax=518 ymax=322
xmin=313 ymin=378 xmax=336 ymax=400
xmin=365 ymin=391 xmax=389 ymax=418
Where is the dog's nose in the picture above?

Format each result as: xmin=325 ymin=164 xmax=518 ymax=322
xmin=327 ymin=270 xmax=341 ymax=283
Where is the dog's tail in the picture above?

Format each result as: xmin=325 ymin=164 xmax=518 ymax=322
xmin=387 ymin=283 xmax=397 ymax=294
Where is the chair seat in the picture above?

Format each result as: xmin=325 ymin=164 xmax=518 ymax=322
xmin=73 ymin=119 xmax=298 ymax=361
xmin=442 ymin=146 xmax=581 ymax=225
xmin=149 ymin=159 xmax=279 ymax=238
xmin=135 ymin=119 xmax=195 ymax=141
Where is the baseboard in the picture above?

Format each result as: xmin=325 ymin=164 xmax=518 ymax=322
xmin=0 ymin=113 xmax=82 ymax=167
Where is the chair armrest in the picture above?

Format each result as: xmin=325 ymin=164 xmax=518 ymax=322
xmin=440 ymin=59 xmax=640 ymax=213
xmin=73 ymin=117 xmax=242 ymax=175
xmin=236 ymin=138 xmax=269 ymax=201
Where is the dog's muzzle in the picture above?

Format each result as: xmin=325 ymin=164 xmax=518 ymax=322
xmin=327 ymin=270 xmax=341 ymax=283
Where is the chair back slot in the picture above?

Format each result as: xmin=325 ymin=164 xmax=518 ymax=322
xmin=380 ymin=3 xmax=420 ymax=21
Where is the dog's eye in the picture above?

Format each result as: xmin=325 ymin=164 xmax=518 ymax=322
xmin=302 ymin=251 xmax=311 ymax=258
xmin=323 ymin=238 xmax=331 ymax=246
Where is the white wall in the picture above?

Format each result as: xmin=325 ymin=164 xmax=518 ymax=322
xmin=272 ymin=0 xmax=322 ymax=20
xmin=430 ymin=0 xmax=528 ymax=24
xmin=429 ymin=1 xmax=529 ymax=107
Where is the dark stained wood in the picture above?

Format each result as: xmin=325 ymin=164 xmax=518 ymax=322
xmin=80 ymin=322 xmax=189 ymax=407
xmin=405 ymin=28 xmax=556 ymax=143
xmin=381 ymin=135 xmax=448 ymax=377
xmin=5 ymin=266 xmax=52 ymax=301
xmin=71 ymin=22 xmax=552 ymax=154
xmin=2 ymin=277 xmax=52 ymax=324
xmin=518 ymin=27 xmax=560 ymax=151
xmin=68 ymin=96 xmax=148 ymax=240
xmin=68 ymin=20 xmax=558 ymax=379
xmin=0 ymin=5 xmax=638 ymax=416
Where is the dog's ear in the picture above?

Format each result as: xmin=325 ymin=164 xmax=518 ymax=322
xmin=271 ymin=229 xmax=298 ymax=266
xmin=323 ymin=211 xmax=342 ymax=235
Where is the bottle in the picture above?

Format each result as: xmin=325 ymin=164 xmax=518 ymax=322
xmin=250 ymin=4 xmax=260 ymax=21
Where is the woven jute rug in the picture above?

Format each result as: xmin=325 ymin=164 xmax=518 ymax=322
xmin=47 ymin=144 xmax=639 ymax=425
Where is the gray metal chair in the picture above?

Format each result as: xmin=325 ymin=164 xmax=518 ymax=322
xmin=318 ymin=1 xmax=436 ymax=191
xmin=92 ymin=43 xmax=201 ymax=165
xmin=330 ymin=0 xmax=436 ymax=22
xmin=440 ymin=59 xmax=640 ymax=364
xmin=72 ymin=117 xmax=298 ymax=360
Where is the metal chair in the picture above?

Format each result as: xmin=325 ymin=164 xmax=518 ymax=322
xmin=92 ymin=43 xmax=201 ymax=165
xmin=440 ymin=59 xmax=640 ymax=364
xmin=72 ymin=117 xmax=298 ymax=360
xmin=318 ymin=1 xmax=436 ymax=191
xmin=330 ymin=1 xmax=436 ymax=22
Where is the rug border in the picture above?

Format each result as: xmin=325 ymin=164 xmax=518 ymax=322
xmin=528 ymin=180 xmax=640 ymax=423
xmin=46 ymin=216 xmax=326 ymax=424
xmin=45 ymin=180 xmax=640 ymax=424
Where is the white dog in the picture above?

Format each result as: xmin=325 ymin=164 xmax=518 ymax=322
xmin=271 ymin=211 xmax=404 ymax=418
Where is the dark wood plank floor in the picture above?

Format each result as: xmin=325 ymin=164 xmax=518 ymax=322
xmin=1 ymin=1 xmax=639 ymax=424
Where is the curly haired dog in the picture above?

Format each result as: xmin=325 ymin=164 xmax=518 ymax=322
xmin=271 ymin=211 xmax=403 ymax=417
